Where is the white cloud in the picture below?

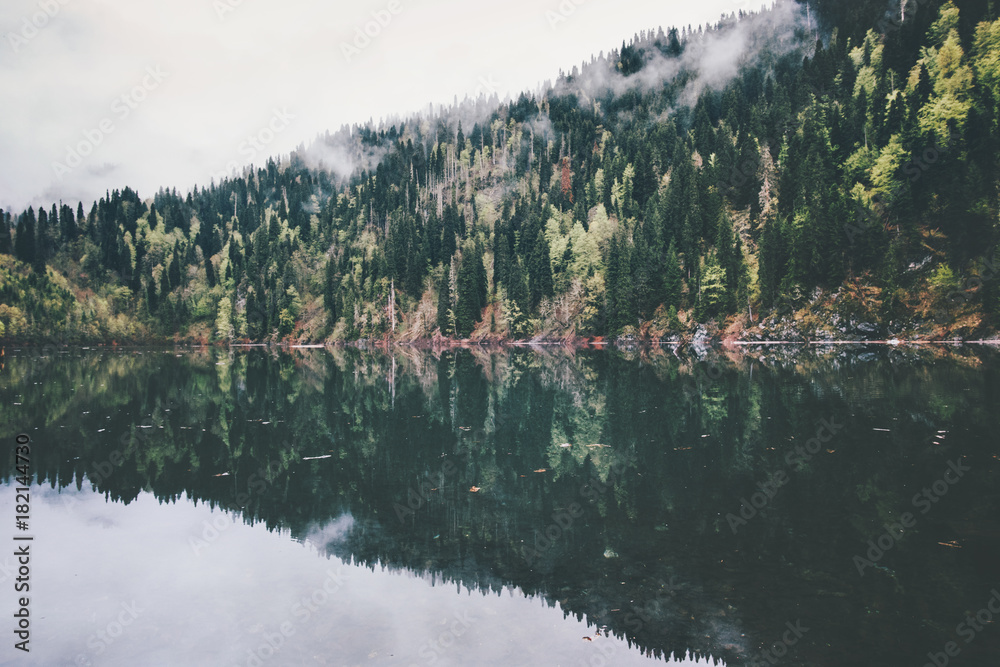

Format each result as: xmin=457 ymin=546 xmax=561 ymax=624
xmin=0 ymin=0 xmax=768 ymax=211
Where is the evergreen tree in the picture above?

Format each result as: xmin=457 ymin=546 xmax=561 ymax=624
xmin=436 ymin=267 xmax=452 ymax=334
xmin=324 ymin=259 xmax=338 ymax=325
xmin=662 ymin=241 xmax=683 ymax=309
xmin=15 ymin=210 xmax=38 ymax=271
xmin=454 ymin=245 xmax=484 ymax=337
xmin=0 ymin=211 xmax=11 ymax=255
xmin=527 ymin=228 xmax=553 ymax=308
xmin=204 ymin=255 xmax=216 ymax=288
xmin=168 ymin=247 xmax=181 ymax=289
xmin=606 ymin=231 xmax=635 ymax=333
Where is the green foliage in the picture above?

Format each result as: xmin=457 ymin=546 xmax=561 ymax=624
xmin=436 ymin=267 xmax=452 ymax=335
xmin=928 ymin=264 xmax=961 ymax=302
xmin=697 ymin=255 xmax=728 ymax=321
xmin=5 ymin=1 xmax=1000 ymax=343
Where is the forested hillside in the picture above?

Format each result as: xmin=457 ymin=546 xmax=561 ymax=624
xmin=2 ymin=0 xmax=1000 ymax=344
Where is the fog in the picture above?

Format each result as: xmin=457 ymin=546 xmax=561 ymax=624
xmin=0 ymin=0 xmax=770 ymax=212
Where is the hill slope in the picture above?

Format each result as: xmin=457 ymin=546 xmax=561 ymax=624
xmin=2 ymin=0 xmax=999 ymax=344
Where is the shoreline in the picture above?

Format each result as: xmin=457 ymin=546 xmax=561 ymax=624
xmin=3 ymin=337 xmax=999 ymax=351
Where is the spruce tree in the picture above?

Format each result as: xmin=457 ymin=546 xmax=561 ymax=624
xmin=437 ymin=267 xmax=452 ymax=334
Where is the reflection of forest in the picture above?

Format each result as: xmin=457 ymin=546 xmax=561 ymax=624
xmin=2 ymin=345 xmax=999 ymax=666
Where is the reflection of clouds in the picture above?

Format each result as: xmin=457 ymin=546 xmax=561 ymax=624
xmin=705 ymin=615 xmax=749 ymax=656
xmin=0 ymin=484 xmax=670 ymax=665
xmin=86 ymin=514 xmax=118 ymax=529
xmin=302 ymin=513 xmax=355 ymax=552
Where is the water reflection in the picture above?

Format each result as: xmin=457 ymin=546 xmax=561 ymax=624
xmin=2 ymin=345 xmax=999 ymax=665
xmin=1 ymin=485 xmax=680 ymax=666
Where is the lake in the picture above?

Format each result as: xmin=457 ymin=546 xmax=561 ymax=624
xmin=1 ymin=345 xmax=999 ymax=666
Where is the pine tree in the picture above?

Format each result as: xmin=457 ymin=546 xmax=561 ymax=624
xmin=168 ymin=245 xmax=182 ymax=288
xmin=324 ymin=259 xmax=338 ymax=325
xmin=454 ymin=248 xmax=481 ymax=338
xmin=0 ymin=211 xmax=11 ymax=255
xmin=159 ymin=264 xmax=171 ymax=297
xmin=436 ymin=266 xmax=452 ymax=334
xmin=508 ymin=257 xmax=529 ymax=311
xmin=527 ymin=228 xmax=553 ymax=308
xmin=606 ymin=231 xmax=635 ymax=333
xmin=715 ymin=212 xmax=738 ymax=313
xmin=662 ymin=241 xmax=683 ymax=309
xmin=15 ymin=210 xmax=38 ymax=271
xmin=36 ymin=207 xmax=51 ymax=267
xmin=145 ymin=274 xmax=158 ymax=313
xmin=205 ymin=255 xmax=216 ymax=288
xmin=76 ymin=202 xmax=86 ymax=236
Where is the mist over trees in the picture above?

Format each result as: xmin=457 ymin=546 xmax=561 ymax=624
xmin=2 ymin=0 xmax=1000 ymax=343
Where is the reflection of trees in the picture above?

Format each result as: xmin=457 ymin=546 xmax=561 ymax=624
xmin=2 ymin=345 xmax=999 ymax=665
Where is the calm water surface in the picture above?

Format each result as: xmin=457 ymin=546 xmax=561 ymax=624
xmin=1 ymin=345 xmax=999 ymax=666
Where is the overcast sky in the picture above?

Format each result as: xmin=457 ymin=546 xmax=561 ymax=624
xmin=0 ymin=0 xmax=768 ymax=212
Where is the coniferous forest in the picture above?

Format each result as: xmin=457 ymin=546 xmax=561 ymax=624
xmin=3 ymin=0 xmax=1000 ymax=344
